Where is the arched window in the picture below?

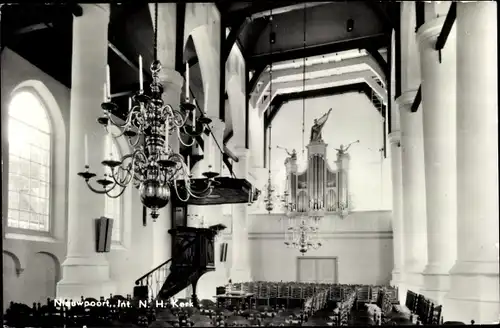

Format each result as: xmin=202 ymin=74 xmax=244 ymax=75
xmin=7 ymin=91 xmax=51 ymax=232
xmin=104 ymin=139 xmax=122 ymax=243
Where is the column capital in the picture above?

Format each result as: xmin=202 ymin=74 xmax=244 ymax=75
xmin=416 ymin=16 xmax=446 ymax=47
xmin=395 ymin=90 xmax=418 ymax=110
xmin=158 ymin=68 xmax=184 ymax=92
xmin=388 ymin=131 xmax=402 ymax=145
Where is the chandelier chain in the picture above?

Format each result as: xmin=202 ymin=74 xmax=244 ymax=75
xmin=301 ymin=3 xmax=306 ymax=155
xmin=268 ymin=9 xmax=273 ymax=176
xmin=153 ymin=3 xmax=158 ymax=62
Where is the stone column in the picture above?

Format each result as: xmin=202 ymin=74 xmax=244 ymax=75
xmin=230 ymin=147 xmax=252 ymax=282
xmin=389 ymin=132 xmax=404 ymax=287
xmin=153 ymin=69 xmax=184 ymax=267
xmin=149 ymin=2 xmax=183 ymax=265
xmin=57 ymin=4 xmax=115 ymax=299
xmin=161 ymin=68 xmax=183 ymax=154
xmin=205 ymin=116 xmax=225 ymax=174
xmin=416 ymin=16 xmax=457 ymax=304
xmin=444 ymin=2 xmax=499 ymax=323
xmin=395 ymin=91 xmax=428 ymax=293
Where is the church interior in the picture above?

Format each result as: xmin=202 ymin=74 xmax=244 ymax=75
xmin=1 ymin=1 xmax=498 ymax=327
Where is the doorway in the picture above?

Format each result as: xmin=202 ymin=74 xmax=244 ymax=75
xmin=296 ymin=257 xmax=338 ymax=283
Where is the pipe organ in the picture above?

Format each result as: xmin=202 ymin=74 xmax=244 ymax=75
xmin=284 ymin=141 xmax=351 ymax=217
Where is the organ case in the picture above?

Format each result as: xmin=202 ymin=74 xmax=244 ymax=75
xmin=284 ymin=141 xmax=351 ymax=216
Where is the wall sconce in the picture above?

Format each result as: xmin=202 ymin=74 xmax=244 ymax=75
xmin=346 ymin=19 xmax=354 ymax=32
xmin=95 ymin=216 xmax=113 ymax=252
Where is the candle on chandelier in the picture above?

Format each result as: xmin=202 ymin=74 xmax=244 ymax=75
xmin=106 ymin=129 xmax=113 ymax=160
xmin=106 ymin=64 xmax=111 ymax=99
xmin=139 ymin=55 xmax=144 ymax=92
xmin=185 ymin=62 xmax=190 ymax=101
xmin=192 ymin=108 xmax=196 ymax=132
xmin=204 ymin=83 xmax=209 ymax=114
xmin=128 ymin=97 xmax=132 ymax=110
xmin=84 ymin=134 xmax=89 ymax=166
xmin=103 ymin=83 xmax=108 ymax=103
xmin=187 ymin=155 xmax=191 ymax=175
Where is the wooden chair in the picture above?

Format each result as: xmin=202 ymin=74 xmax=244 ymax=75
xmin=256 ymin=283 xmax=271 ymax=306
xmin=355 ymin=285 xmax=370 ymax=310
xmin=405 ymin=290 xmax=418 ymax=313
xmin=370 ymin=286 xmax=381 ymax=304
xmin=385 ymin=286 xmax=399 ymax=304
xmin=269 ymin=284 xmax=278 ymax=308
xmin=430 ymin=304 xmax=442 ymax=325
xmin=330 ymin=285 xmax=342 ymax=302
xmin=289 ymin=285 xmax=303 ymax=309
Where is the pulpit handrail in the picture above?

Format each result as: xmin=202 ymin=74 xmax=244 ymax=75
xmin=135 ymin=258 xmax=172 ymax=286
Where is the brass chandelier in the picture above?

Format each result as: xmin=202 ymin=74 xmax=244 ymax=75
xmin=281 ymin=3 xmax=323 ymax=254
xmin=78 ymin=3 xmax=218 ymax=220
xmin=284 ymin=216 xmax=322 ymax=254
xmin=263 ymin=12 xmax=279 ymax=214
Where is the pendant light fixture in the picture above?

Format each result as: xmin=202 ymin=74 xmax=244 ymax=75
xmin=263 ymin=10 xmax=277 ymax=213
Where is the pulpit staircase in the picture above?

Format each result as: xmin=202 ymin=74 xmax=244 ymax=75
xmin=133 ymin=225 xmax=225 ymax=307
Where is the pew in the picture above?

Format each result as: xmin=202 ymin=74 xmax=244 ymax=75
xmin=4 ymin=285 xmax=478 ymax=327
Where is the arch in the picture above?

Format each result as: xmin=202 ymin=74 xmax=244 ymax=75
xmin=190 ymin=26 xmax=219 ymax=116
xmin=3 ymin=250 xmax=24 ymax=275
xmin=7 ymin=80 xmax=67 ymax=238
xmin=36 ymin=251 xmax=61 ymax=282
xmin=226 ymin=75 xmax=245 ymax=147
xmin=11 ymin=80 xmax=65 ymax=139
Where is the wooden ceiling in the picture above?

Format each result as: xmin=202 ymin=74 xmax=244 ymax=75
xmin=1 ymin=1 xmax=399 ymax=151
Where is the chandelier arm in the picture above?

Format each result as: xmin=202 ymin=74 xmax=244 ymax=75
xmin=128 ymin=134 xmax=143 ymax=148
xmin=172 ymin=178 xmax=191 ymax=202
xmin=83 ymin=178 xmax=116 ymax=195
xmin=185 ymin=185 xmax=214 ymax=199
xmin=106 ymin=105 xmax=141 ymax=129
xmin=105 ymin=183 xmax=128 ymax=199
xmin=176 ymin=128 xmax=196 ymax=147
xmin=181 ymin=125 xmax=205 ymax=138
xmin=104 ymin=124 xmax=127 ymax=139
xmin=187 ymin=180 xmax=213 ymax=195
xmin=111 ymin=166 xmax=133 ymax=187
xmin=169 ymin=108 xmax=189 ymax=128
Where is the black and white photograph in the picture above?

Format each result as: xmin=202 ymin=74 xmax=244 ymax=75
xmin=1 ymin=1 xmax=498 ymax=327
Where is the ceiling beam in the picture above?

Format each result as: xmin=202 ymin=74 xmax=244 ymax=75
xmin=225 ymin=2 xmax=299 ymax=24
xmin=175 ymin=3 xmax=186 ymax=72
xmin=263 ymin=82 xmax=371 ymax=129
xmin=248 ymin=63 xmax=268 ymax=99
xmin=250 ymin=2 xmax=331 ymax=19
xmin=366 ymin=2 xmax=394 ymax=31
xmin=14 ymin=23 xmax=53 ymax=35
xmin=411 ymin=86 xmax=422 ymax=112
xmin=435 ymin=2 xmax=457 ymax=52
xmin=66 ymin=4 xmax=83 ymax=17
xmin=258 ymin=70 xmax=386 ymax=114
xmin=223 ymin=16 xmax=251 ymax=63
xmin=247 ymin=33 xmax=388 ymax=69
xmin=251 ymin=54 xmax=386 ymax=108
xmin=108 ymin=42 xmax=152 ymax=86
xmin=364 ymin=46 xmax=388 ymax=79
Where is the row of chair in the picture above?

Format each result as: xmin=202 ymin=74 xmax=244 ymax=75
xmin=220 ymin=281 xmax=395 ymax=310
xmin=399 ymin=290 xmax=443 ymax=325
xmin=328 ymin=287 xmax=357 ymax=326
xmin=3 ymin=295 xmax=156 ymax=327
